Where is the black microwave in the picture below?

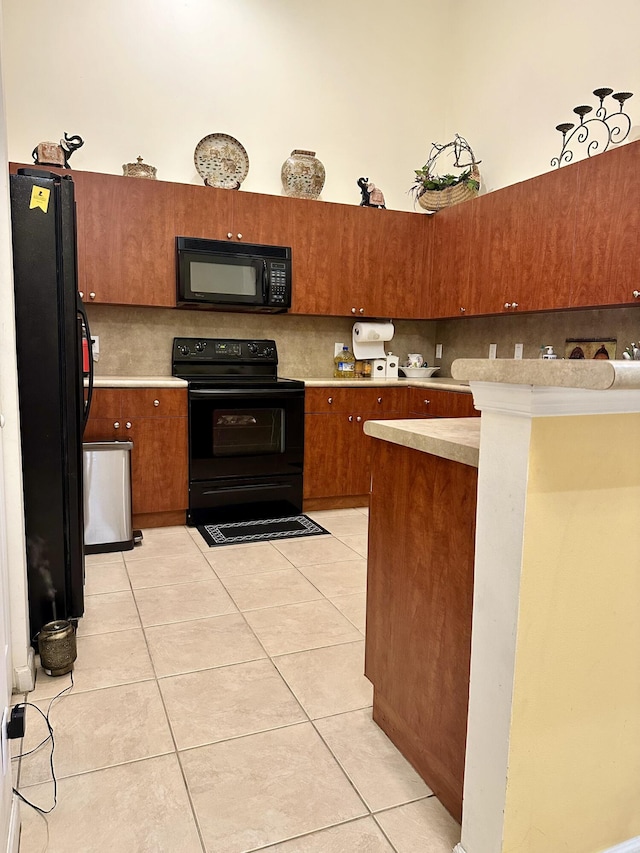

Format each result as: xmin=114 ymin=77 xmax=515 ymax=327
xmin=176 ymin=237 xmax=292 ymax=313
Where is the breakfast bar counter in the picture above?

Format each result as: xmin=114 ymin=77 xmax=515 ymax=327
xmin=365 ymin=359 xmax=640 ymax=853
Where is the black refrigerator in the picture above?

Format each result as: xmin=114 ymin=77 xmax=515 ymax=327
xmin=10 ymin=169 xmax=93 ymax=642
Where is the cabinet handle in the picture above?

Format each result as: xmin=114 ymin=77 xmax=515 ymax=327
xmin=504 ymin=302 xmax=512 ymax=309
xmin=327 ymin=397 xmax=333 ymax=404
xmin=227 ymin=232 xmax=233 ymax=239
xmin=153 ymin=399 xmax=160 ymax=407
xmin=512 ymin=301 xmax=519 ymax=309
xmin=424 ymin=400 xmax=430 ymax=405
xmin=79 ymin=291 xmax=84 ymax=299
xmin=633 ymin=290 xmax=640 ymax=299
xmin=114 ymin=421 xmax=120 ymax=429
xmin=348 ymin=415 xmax=353 ymax=422
xmin=459 ymin=307 xmax=466 ymax=313
xmin=89 ymin=292 xmax=96 ymax=300
xmin=356 ymin=416 xmax=362 ymax=422
xmin=125 ymin=422 xmax=132 ymax=429
xmin=351 ymin=307 xmax=356 ymax=314
xmin=377 ymin=397 xmax=382 ymax=404
xmin=359 ymin=307 xmax=364 ymax=314
xmin=237 ymin=233 xmax=242 ymax=240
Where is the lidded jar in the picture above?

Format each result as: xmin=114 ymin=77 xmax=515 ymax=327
xmin=122 ymin=155 xmax=157 ymax=179
xmin=281 ymin=150 xmax=325 ymax=199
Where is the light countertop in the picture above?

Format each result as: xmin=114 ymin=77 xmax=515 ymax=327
xmin=452 ymin=358 xmax=640 ymax=390
xmin=363 ymin=417 xmax=481 ymax=468
xmin=92 ymin=376 xmax=188 ymax=388
xmin=92 ymin=375 xmax=471 ymax=392
xmin=297 ymin=377 xmax=471 ymax=392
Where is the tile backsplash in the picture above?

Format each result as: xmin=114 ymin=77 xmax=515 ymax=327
xmin=434 ymin=305 xmax=640 ymax=374
xmin=86 ymin=305 xmax=435 ymax=377
xmin=87 ymin=303 xmax=640 ymax=379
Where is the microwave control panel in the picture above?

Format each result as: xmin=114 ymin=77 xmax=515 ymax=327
xmin=268 ymin=262 xmax=288 ymax=304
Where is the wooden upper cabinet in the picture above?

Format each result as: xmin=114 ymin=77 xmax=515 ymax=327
xmin=173 ymin=182 xmax=233 ymax=241
xmin=570 ymin=139 xmax=640 ymax=308
xmin=173 ymin=183 xmax=293 ymax=247
xmin=429 ymin=201 xmax=474 ymax=318
xmin=291 ymin=199 xmax=427 ymax=319
xmin=467 ymin=165 xmax=577 ymax=316
xmin=78 ymin=172 xmax=176 ymax=307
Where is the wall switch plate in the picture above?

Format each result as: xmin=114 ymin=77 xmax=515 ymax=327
xmin=435 ymin=343 xmax=443 ymax=359
xmin=514 ymin=343 xmax=524 ymax=359
xmin=489 ymin=343 xmax=497 ymax=359
xmin=91 ymin=335 xmax=100 ymax=362
xmin=334 ymin=342 xmax=345 ymax=357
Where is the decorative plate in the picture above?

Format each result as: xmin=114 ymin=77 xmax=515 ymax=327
xmin=194 ymin=133 xmax=249 ymax=189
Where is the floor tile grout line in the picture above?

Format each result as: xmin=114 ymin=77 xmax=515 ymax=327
xmin=131 ymin=564 xmax=209 ymax=853
xmin=240 ymin=814 xmax=391 ymax=853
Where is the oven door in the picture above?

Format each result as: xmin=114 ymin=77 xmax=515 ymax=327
xmin=189 ymin=386 xmax=304 ymax=482
xmin=188 ymin=385 xmax=304 ymax=522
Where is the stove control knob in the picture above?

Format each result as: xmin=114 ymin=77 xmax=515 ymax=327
xmin=248 ymin=343 xmax=258 ymax=354
xmin=195 ymin=342 xmax=205 ymax=353
xmin=179 ymin=345 xmax=190 ymax=356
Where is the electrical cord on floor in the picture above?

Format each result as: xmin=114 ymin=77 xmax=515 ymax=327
xmin=11 ymin=671 xmax=75 ymax=816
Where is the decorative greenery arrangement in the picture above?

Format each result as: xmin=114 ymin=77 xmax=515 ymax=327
xmin=411 ymin=167 xmax=479 ymax=195
xmin=409 ymin=134 xmax=481 ymax=211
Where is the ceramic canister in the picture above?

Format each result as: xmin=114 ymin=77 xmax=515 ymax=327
xmin=281 ymin=150 xmax=325 ymax=199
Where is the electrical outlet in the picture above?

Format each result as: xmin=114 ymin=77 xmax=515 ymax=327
xmin=334 ymin=342 xmax=345 ymax=357
xmin=489 ymin=343 xmax=497 ymax=359
xmin=435 ymin=343 xmax=443 ymax=359
xmin=91 ymin=335 xmax=100 ymax=362
xmin=514 ymin=343 xmax=524 ymax=359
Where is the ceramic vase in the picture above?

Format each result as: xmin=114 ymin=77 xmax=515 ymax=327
xmin=281 ymin=150 xmax=325 ymax=199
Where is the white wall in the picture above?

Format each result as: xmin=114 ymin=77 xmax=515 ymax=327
xmin=1 ymin=0 xmax=450 ymax=212
xmin=446 ymin=0 xmax=640 ymax=191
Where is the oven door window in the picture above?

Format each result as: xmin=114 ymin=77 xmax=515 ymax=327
xmin=213 ymin=407 xmax=284 ymax=457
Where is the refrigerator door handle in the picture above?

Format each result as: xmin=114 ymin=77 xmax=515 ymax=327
xmin=77 ymin=294 xmax=93 ymax=431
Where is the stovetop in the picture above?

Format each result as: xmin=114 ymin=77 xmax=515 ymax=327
xmin=172 ymin=337 xmax=304 ymax=389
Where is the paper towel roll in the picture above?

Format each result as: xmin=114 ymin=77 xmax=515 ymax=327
xmin=352 ymin=322 xmax=394 ymax=359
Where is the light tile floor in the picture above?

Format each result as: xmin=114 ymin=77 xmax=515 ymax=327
xmin=13 ymin=507 xmax=461 ymax=853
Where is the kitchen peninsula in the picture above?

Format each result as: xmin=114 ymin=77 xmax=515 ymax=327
xmin=364 ymin=359 xmax=640 ymax=853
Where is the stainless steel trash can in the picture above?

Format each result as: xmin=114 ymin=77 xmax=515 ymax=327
xmin=83 ymin=441 xmax=134 ymax=553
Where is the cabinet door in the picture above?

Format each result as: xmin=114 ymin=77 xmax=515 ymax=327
xmin=304 ymin=413 xmax=355 ymax=498
xmin=79 ymin=172 xmax=175 ymax=307
xmin=373 ymin=209 xmax=430 ymax=319
xmin=231 ymin=191 xmax=293 ymax=246
xmin=429 ymin=202 xmax=473 ymax=318
xmin=571 ymin=140 xmax=640 ymax=308
xmin=173 ymin=182 xmax=234 ymax=240
xmin=128 ymin=417 xmax=188 ymax=514
xmin=120 ymin=388 xmax=187 ymax=418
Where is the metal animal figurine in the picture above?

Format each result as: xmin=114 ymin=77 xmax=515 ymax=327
xmin=357 ymin=177 xmax=386 ymax=208
xmin=32 ymin=133 xmax=85 ymax=168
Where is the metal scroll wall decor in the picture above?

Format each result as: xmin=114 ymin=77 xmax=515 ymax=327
xmin=552 ymin=88 xmax=633 ymax=168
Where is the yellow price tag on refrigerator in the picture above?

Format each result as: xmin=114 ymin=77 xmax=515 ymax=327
xmin=29 ymin=186 xmax=50 ymax=213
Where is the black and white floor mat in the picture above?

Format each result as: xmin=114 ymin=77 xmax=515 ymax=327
xmin=197 ymin=515 xmax=329 ymax=547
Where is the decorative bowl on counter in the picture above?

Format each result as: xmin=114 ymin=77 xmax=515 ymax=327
xmin=399 ymin=366 xmax=440 ymax=378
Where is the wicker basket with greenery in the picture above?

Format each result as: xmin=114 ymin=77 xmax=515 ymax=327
xmin=410 ymin=135 xmax=481 ymax=212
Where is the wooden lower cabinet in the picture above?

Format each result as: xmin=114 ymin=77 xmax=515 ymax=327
xmin=303 ymin=386 xmax=410 ymax=507
xmin=84 ymin=388 xmax=188 ymax=526
xmin=303 ymin=385 xmax=478 ymax=507
xmin=365 ymin=438 xmax=477 ymax=823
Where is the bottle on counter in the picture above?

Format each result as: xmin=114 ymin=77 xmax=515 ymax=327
xmin=333 ymin=345 xmax=356 ymax=378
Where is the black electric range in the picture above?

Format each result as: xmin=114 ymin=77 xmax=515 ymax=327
xmin=172 ymin=337 xmax=305 ymax=524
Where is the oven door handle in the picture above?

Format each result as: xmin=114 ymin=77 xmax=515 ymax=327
xmin=189 ymin=387 xmax=304 ymax=399
xmin=262 ymin=260 xmax=268 ymax=303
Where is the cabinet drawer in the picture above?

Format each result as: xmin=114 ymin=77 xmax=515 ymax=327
xmin=305 ymin=386 xmax=406 ymax=414
xmin=408 ymin=387 xmax=478 ymax=418
xmin=120 ymin=388 xmax=187 ymax=418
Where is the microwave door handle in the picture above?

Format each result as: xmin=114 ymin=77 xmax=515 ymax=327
xmin=262 ymin=260 xmax=268 ymax=302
